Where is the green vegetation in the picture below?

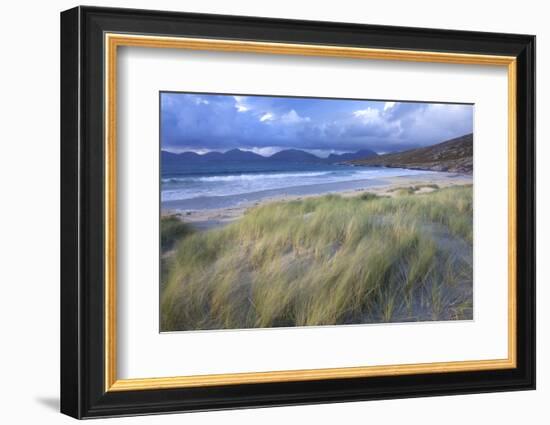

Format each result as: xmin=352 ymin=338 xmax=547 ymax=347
xmin=161 ymin=186 xmax=473 ymax=331
xmin=161 ymin=215 xmax=194 ymax=253
xmin=358 ymin=192 xmax=380 ymax=201
xmin=388 ymin=183 xmax=440 ymax=196
xmin=413 ymin=183 xmax=440 ymax=190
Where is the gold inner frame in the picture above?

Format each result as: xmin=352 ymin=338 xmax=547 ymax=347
xmin=104 ymin=33 xmax=517 ymax=392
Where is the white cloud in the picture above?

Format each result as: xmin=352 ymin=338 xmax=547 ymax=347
xmin=403 ymin=104 xmax=473 ymax=141
xmin=353 ymin=107 xmax=381 ymax=123
xmin=384 ymin=101 xmax=396 ymax=111
xmin=242 ymin=147 xmax=332 ymax=158
xmin=350 ymin=106 xmax=403 ymax=139
xmin=233 ymin=96 xmax=250 ymax=112
xmin=280 ymin=109 xmax=310 ymax=124
xmin=240 ymin=147 xmax=280 ymax=157
xmin=193 ymin=97 xmax=209 ymax=105
xmin=260 ymin=112 xmax=274 ymax=122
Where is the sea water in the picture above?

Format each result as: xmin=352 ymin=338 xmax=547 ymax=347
xmin=161 ymin=162 xmax=433 ymax=210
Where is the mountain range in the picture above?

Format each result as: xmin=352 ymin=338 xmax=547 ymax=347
xmin=348 ymin=133 xmax=473 ymax=174
xmin=161 ymin=148 xmax=378 ymax=164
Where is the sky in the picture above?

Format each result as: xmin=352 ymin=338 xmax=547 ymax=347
xmin=161 ymin=92 xmax=473 ymax=156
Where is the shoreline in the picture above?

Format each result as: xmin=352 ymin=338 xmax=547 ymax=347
xmin=162 ymin=172 xmax=472 ymax=232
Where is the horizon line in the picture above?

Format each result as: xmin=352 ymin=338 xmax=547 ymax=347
xmin=161 ymin=147 xmax=379 ymax=158
xmin=161 ymin=132 xmax=473 ymax=158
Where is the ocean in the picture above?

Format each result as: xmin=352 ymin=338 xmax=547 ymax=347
xmin=161 ymin=162 xmax=433 ymax=211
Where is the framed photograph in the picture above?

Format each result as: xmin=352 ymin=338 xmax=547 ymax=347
xmin=60 ymin=6 xmax=535 ymax=419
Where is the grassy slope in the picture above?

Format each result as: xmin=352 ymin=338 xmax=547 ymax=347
xmin=161 ymin=186 xmax=473 ymax=331
xmin=349 ymin=133 xmax=473 ymax=173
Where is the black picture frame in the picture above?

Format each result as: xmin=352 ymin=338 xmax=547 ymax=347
xmin=60 ymin=5 xmax=535 ymax=419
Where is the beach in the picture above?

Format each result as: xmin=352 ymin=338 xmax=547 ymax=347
xmin=162 ymin=171 xmax=472 ymax=231
xmin=158 ymin=92 xmax=475 ymax=331
xmin=161 ymin=178 xmax=473 ymax=330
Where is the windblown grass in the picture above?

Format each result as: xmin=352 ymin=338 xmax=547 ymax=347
xmin=161 ymin=185 xmax=473 ymax=331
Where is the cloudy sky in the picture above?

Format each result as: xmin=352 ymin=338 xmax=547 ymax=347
xmin=161 ymin=92 xmax=473 ymax=156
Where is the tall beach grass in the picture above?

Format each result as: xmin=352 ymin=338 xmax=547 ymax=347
xmin=161 ymin=185 xmax=473 ymax=331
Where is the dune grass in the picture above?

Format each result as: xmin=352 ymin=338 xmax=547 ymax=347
xmin=161 ymin=185 xmax=473 ymax=331
xmin=387 ymin=183 xmax=440 ymax=196
xmin=161 ymin=215 xmax=195 ymax=253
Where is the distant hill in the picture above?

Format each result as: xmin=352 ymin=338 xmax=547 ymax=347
xmin=161 ymin=148 xmax=379 ymax=164
xmin=161 ymin=149 xmax=256 ymax=163
xmin=222 ymin=149 xmax=265 ymax=161
xmin=327 ymin=149 xmax=378 ymax=162
xmin=161 ymin=151 xmax=198 ymax=161
xmin=200 ymin=151 xmax=224 ymax=161
xmin=348 ymin=134 xmax=473 ymax=174
xmin=269 ymin=149 xmax=321 ymax=163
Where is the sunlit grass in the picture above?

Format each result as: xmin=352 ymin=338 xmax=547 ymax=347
xmin=161 ymin=185 xmax=473 ymax=331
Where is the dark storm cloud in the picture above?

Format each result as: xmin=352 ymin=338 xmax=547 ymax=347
xmin=160 ymin=93 xmax=473 ymax=155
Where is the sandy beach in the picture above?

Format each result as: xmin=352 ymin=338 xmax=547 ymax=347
xmin=162 ymin=172 xmax=472 ymax=231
